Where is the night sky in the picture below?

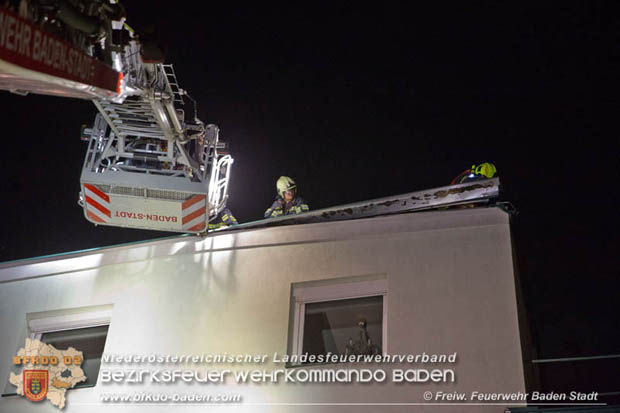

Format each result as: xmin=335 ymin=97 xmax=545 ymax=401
xmin=1 ymin=1 xmax=618 ymax=398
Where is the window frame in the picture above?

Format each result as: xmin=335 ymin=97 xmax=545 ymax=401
xmin=28 ymin=309 xmax=112 ymax=340
xmin=290 ymin=278 xmax=388 ymax=365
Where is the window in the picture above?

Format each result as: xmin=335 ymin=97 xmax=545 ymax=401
xmin=290 ymin=277 xmax=387 ymax=365
xmin=29 ymin=309 xmax=111 ymax=388
xmin=2 ymin=307 xmax=111 ymax=396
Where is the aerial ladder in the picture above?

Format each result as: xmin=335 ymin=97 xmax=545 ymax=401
xmin=0 ymin=1 xmax=232 ymax=233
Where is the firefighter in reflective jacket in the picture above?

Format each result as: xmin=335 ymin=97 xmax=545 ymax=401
xmin=208 ymin=207 xmax=238 ymax=230
xmin=264 ymin=176 xmax=309 ymax=218
xmin=450 ymin=162 xmax=497 ymax=185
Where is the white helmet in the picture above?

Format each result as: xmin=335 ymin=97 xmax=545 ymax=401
xmin=276 ymin=176 xmax=297 ymax=198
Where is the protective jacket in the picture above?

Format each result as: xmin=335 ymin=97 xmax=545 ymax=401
xmin=209 ymin=207 xmax=239 ymax=230
xmin=264 ymin=196 xmax=309 ymax=218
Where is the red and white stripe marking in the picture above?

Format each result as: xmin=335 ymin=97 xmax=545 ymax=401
xmin=182 ymin=195 xmax=206 ymax=232
xmin=83 ymin=183 xmax=111 ymax=224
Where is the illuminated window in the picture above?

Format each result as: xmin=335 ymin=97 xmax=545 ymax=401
xmin=289 ymin=278 xmax=387 ymax=365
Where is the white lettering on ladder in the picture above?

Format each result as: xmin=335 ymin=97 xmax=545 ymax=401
xmin=0 ymin=9 xmax=95 ymax=82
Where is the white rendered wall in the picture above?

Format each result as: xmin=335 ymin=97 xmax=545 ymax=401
xmin=0 ymin=207 xmax=525 ymax=412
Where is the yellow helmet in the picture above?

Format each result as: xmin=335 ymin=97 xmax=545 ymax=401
xmin=473 ymin=163 xmax=497 ymax=179
xmin=276 ymin=176 xmax=297 ymax=198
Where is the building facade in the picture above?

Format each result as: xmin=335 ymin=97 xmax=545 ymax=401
xmin=0 ymin=206 xmax=527 ymax=412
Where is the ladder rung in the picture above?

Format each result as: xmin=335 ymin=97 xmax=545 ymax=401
xmin=112 ymin=117 xmax=157 ymax=122
xmin=117 ymin=126 xmax=162 ymax=132
xmin=112 ymin=117 xmax=157 ymax=125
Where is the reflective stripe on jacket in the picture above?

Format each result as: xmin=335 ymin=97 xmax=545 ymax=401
xmin=264 ymin=197 xmax=309 ymax=218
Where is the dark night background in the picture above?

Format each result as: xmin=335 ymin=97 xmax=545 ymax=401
xmin=1 ymin=1 xmax=619 ymax=402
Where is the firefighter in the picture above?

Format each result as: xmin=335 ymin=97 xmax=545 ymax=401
xmin=450 ymin=162 xmax=497 ymax=185
xmin=264 ymin=176 xmax=309 ymax=218
xmin=208 ymin=207 xmax=239 ymax=230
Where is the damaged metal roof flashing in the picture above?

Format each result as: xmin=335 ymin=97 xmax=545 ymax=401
xmin=220 ymin=177 xmax=508 ymax=232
